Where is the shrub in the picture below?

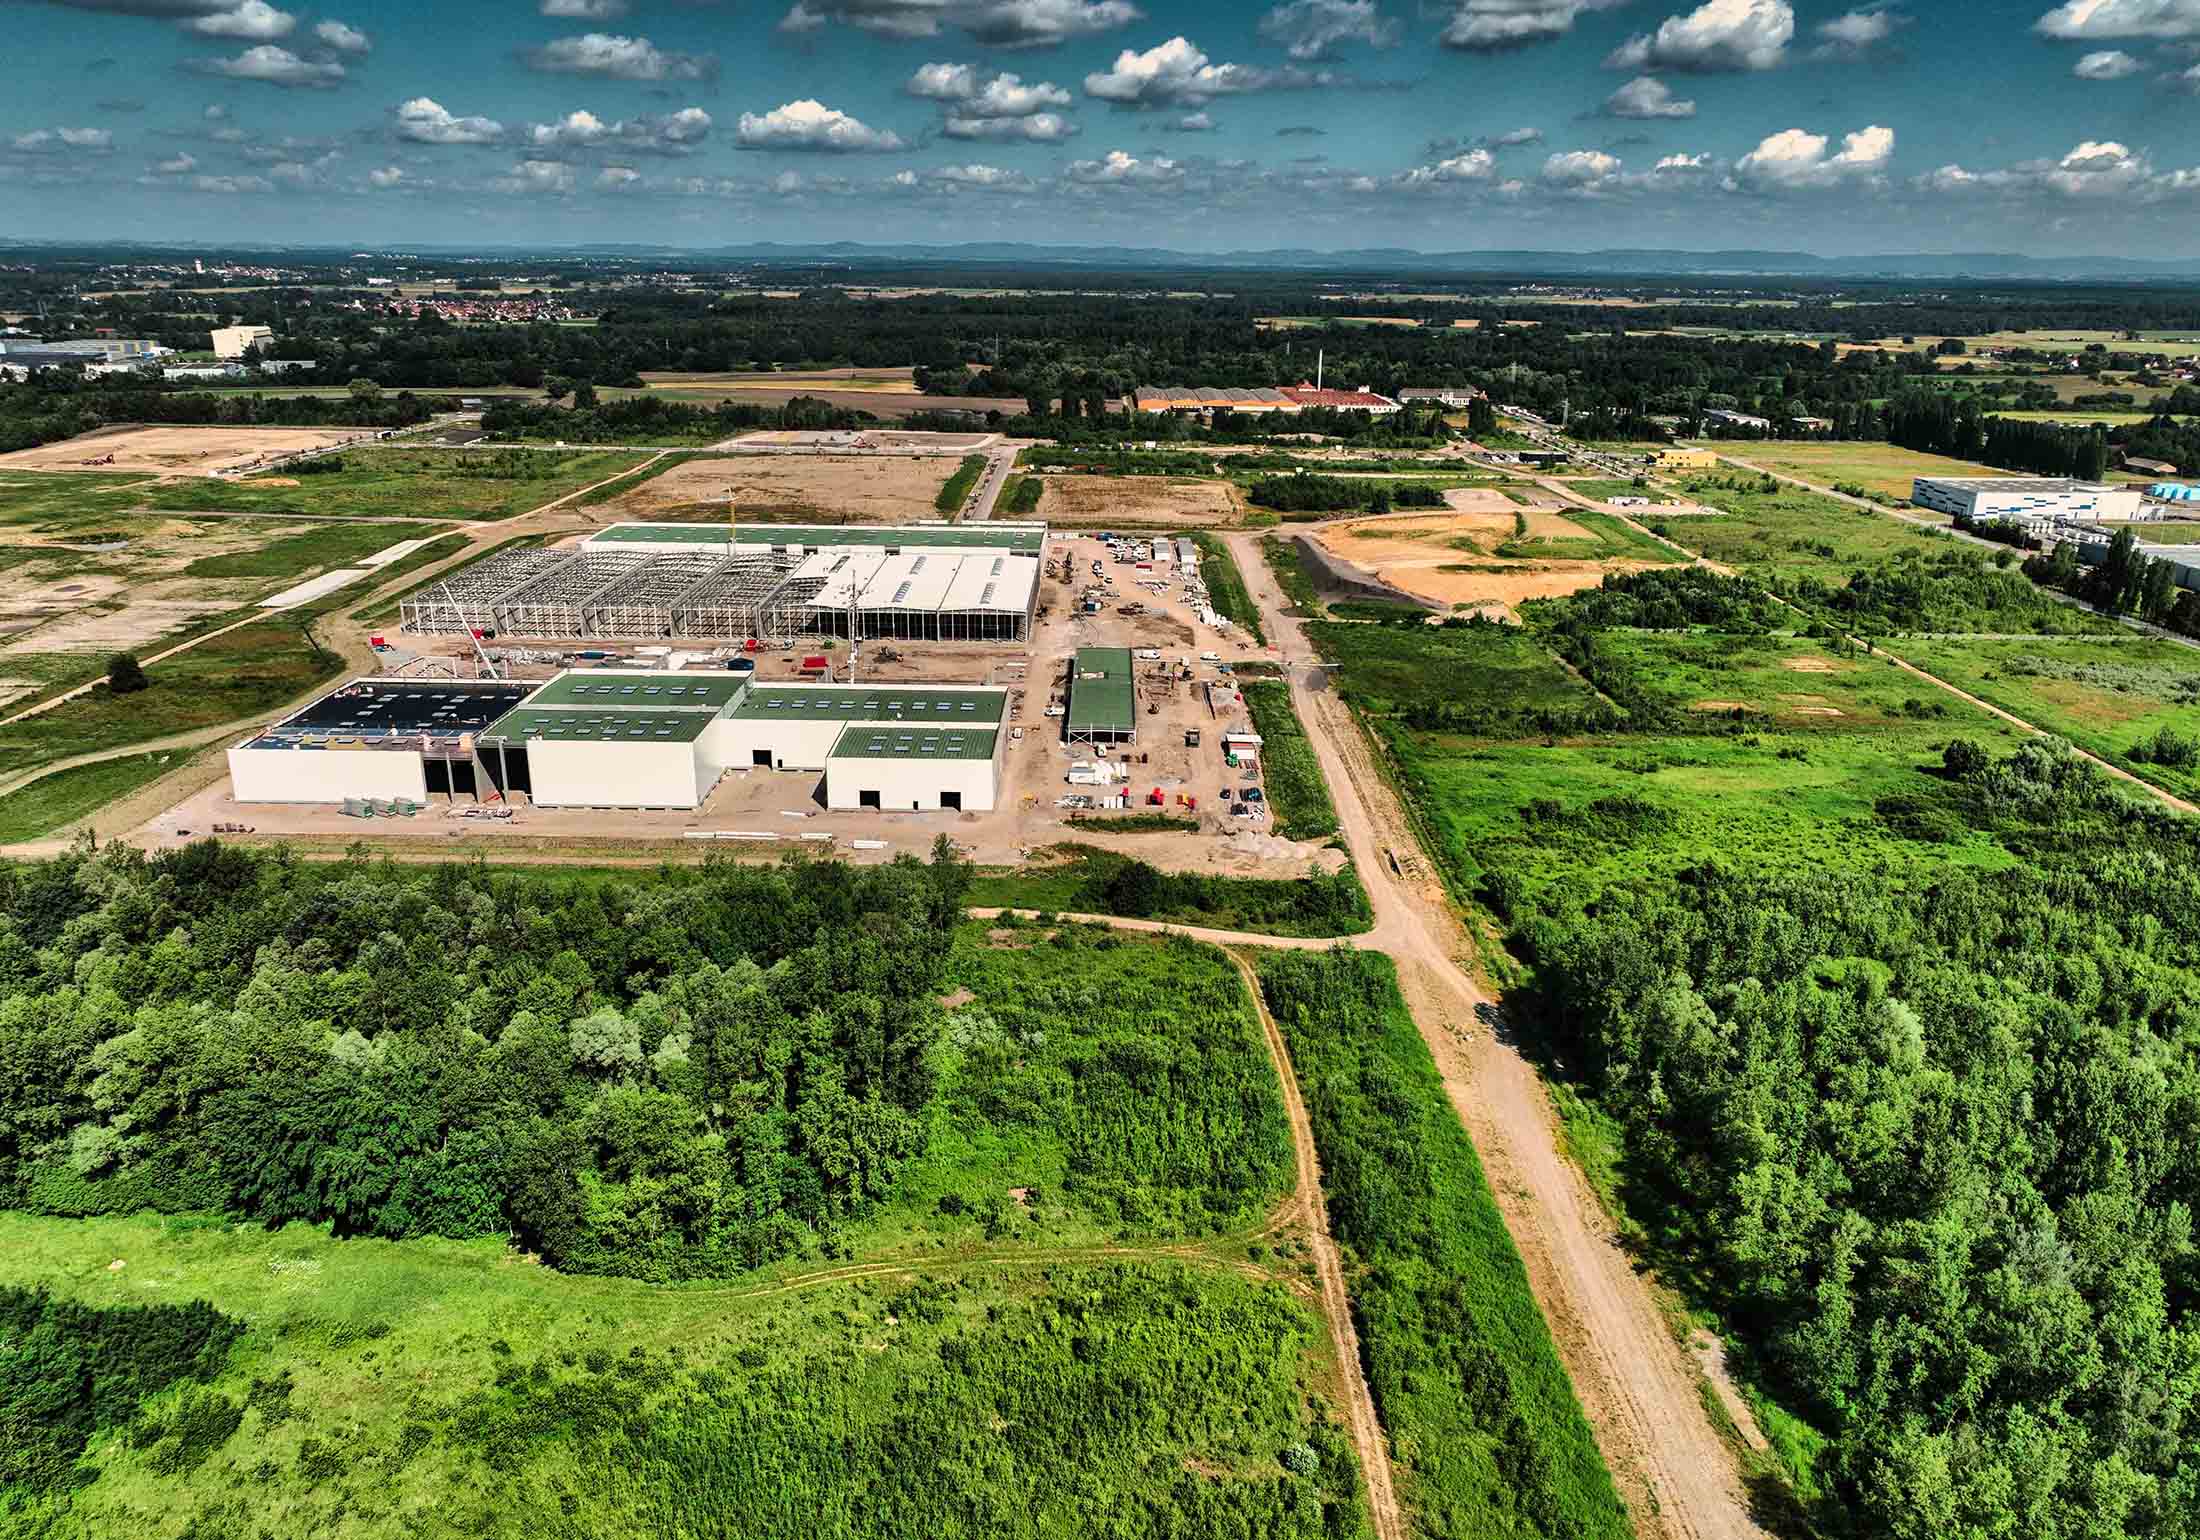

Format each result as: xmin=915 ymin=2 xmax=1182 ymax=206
xmin=107 ymin=653 xmax=149 ymax=695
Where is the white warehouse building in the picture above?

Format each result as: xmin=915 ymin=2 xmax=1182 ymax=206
xmin=1912 ymin=476 xmax=2144 ymax=524
xmin=229 ymin=671 xmax=1007 ymax=814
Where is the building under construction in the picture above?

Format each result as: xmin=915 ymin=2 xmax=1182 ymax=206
xmin=398 ymin=523 xmax=1043 ymax=644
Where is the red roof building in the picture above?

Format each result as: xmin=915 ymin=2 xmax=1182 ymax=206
xmin=1277 ymin=382 xmax=1401 ymax=414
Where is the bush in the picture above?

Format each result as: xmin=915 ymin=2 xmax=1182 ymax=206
xmin=106 ymin=653 xmax=148 ymax=695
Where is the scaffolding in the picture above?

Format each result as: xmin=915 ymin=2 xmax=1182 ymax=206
xmin=673 ymin=555 xmax=807 ymax=638
xmin=583 ymin=552 xmax=739 ymax=638
xmin=398 ymin=548 xmax=572 ymax=635
xmin=491 ymin=551 xmax=650 ymax=637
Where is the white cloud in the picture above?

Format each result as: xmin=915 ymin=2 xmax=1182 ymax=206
xmin=1656 ymin=151 xmax=1711 ymax=169
xmin=496 ymin=159 xmax=577 ymax=194
xmin=1397 ymin=148 xmax=1496 ymax=185
xmin=1606 ymin=0 xmax=1794 ymax=71
xmin=1918 ymin=140 xmax=2199 ymax=201
xmin=1542 ymin=148 xmax=1622 ymax=186
xmin=2174 ymin=59 xmax=2200 ymax=90
xmin=943 ymin=111 xmax=1079 ymax=140
xmin=1064 ymin=147 xmax=1183 ymax=183
xmin=1436 ymin=0 xmax=1630 ymax=51
xmin=11 ymin=127 xmax=115 ymax=151
xmin=926 ymin=161 xmax=1038 ymax=189
xmin=907 ymin=64 xmax=1071 ymax=113
xmin=1604 ymin=75 xmax=1696 ymax=116
xmin=597 ymin=164 xmax=641 ymax=187
xmin=1493 ymin=125 xmax=1544 ymax=145
xmin=542 ymin=0 xmax=627 ymax=15
xmin=2035 ymin=0 xmax=2200 ymax=39
xmin=204 ymin=104 xmax=228 ymax=120
xmin=1257 ymin=0 xmax=1400 ymax=59
xmin=527 ymin=106 xmax=712 ymax=155
xmin=1812 ymin=6 xmax=1903 ymax=53
xmin=193 ymin=173 xmax=274 ymax=193
xmin=1731 ymin=122 xmax=1893 ymax=188
xmin=780 ymin=0 xmax=1141 ymax=47
xmin=1083 ymin=35 xmax=1325 ymax=104
xmin=2073 ymin=46 xmax=2143 ymax=74
xmin=734 ymin=99 xmax=905 ymax=151
xmin=367 ymin=164 xmax=407 ymax=188
xmin=393 ymin=97 xmax=505 ymax=145
xmin=153 ymin=151 xmax=198 ymax=173
xmin=186 ymin=1 xmax=295 ymax=40
xmin=186 ymin=44 xmax=345 ymax=86
xmin=314 ymin=18 xmax=370 ymax=52
xmin=1172 ymin=110 xmax=1216 ymax=130
xmin=523 ymin=33 xmax=717 ymax=81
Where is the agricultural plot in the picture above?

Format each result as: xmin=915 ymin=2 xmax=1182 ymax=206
xmin=1897 ymin=634 xmax=2200 ymax=800
xmin=1037 ymin=473 xmax=1242 ymax=528
xmin=143 ymin=448 xmax=650 ymax=522
xmin=0 ymin=469 xmax=159 ymax=529
xmin=605 ymin=452 xmax=956 ymax=525
xmin=1712 ymin=440 xmax=2017 ymax=503
xmin=0 ymin=424 xmax=361 ymax=476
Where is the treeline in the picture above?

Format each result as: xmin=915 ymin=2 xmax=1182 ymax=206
xmin=1519 ymin=737 xmax=2200 ymax=1540
xmin=2026 ymin=528 xmax=2200 ymax=636
xmin=0 ymin=843 xmax=972 ymax=1281
xmin=479 ymin=393 xmax=872 ymax=443
xmin=1248 ymin=475 xmax=1446 ymax=513
xmin=1790 ymin=547 xmax=2102 ymax=635
xmin=0 ymin=379 xmax=433 ymax=453
xmin=1887 ymin=389 xmax=2108 ymax=477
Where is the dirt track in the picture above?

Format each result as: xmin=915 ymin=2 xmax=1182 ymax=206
xmin=1227 ymin=528 xmax=1774 ymax=1540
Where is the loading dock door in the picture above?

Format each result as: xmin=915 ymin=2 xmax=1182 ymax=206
xmin=859 ymin=789 xmax=881 ymax=809
xmin=753 ymin=749 xmax=773 ymax=767
xmin=941 ymin=791 xmax=962 ymax=811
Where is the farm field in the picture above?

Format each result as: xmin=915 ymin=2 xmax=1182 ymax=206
xmin=142 ymin=448 xmax=651 ymax=522
xmin=0 ymin=469 xmax=163 ymax=528
xmin=0 ymin=424 xmax=365 ymax=477
xmin=1897 ymin=634 xmax=2200 ymax=801
xmin=605 ymin=451 xmax=957 ymax=524
xmin=1708 ymin=439 xmax=2018 ymax=502
xmin=1037 ymin=473 xmax=1242 ymax=528
xmin=1311 ymin=505 xmax=1682 ymax=617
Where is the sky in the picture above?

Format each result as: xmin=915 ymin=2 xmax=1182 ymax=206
xmin=7 ymin=0 xmax=2200 ymax=256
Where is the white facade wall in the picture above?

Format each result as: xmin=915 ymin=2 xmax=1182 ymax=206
xmin=713 ymin=716 xmax=849 ymax=771
xmin=825 ymin=754 xmax=997 ymax=812
xmin=1914 ymin=478 xmax=2145 ymax=522
xmin=228 ymin=747 xmax=427 ymax=804
xmin=525 ymin=739 xmax=707 ymax=809
xmin=211 ymin=325 xmax=273 ymax=359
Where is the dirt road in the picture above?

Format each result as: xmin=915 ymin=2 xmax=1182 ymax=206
xmin=1227 ymin=528 xmax=1773 ymax=1540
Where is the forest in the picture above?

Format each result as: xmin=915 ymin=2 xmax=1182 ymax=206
xmin=1518 ymin=740 xmax=2200 ymax=1540
xmin=0 ymin=379 xmax=433 ymax=453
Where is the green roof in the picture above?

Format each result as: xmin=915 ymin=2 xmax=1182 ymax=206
xmin=726 ymin=685 xmax=1006 ymax=724
xmin=485 ymin=707 xmax=711 ymax=744
xmin=521 ymin=672 xmax=748 ymax=710
xmin=1068 ymin=647 xmax=1137 ymax=735
xmin=828 ymin=724 xmax=998 ymax=761
xmin=591 ymin=522 xmax=1046 ymax=554
xmin=589 ymin=523 xmax=733 ymax=545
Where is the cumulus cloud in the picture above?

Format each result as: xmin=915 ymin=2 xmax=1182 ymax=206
xmin=11 ymin=126 xmax=115 ymax=151
xmin=152 ymin=151 xmax=199 ymax=173
xmin=915 ymin=161 xmax=1039 ymax=189
xmin=1918 ymin=140 xmax=2200 ymax=200
xmin=734 ymin=99 xmax=905 ymax=151
xmin=185 ymin=43 xmax=344 ymax=86
xmin=314 ymin=18 xmax=370 ymax=52
xmin=185 ymin=0 xmax=294 ymax=38
xmin=527 ymin=106 xmax=712 ymax=155
xmin=2035 ymin=0 xmax=2200 ymax=39
xmin=780 ymin=0 xmax=1141 ymax=47
xmin=1257 ymin=0 xmax=1399 ymax=59
xmin=366 ymin=164 xmax=407 ymax=187
xmin=944 ymin=110 xmax=1078 ymax=140
xmin=392 ymin=98 xmax=504 ymax=145
xmin=1396 ymin=146 xmax=1497 ymax=184
xmin=1493 ymin=125 xmax=1544 ymax=145
xmin=1084 ymin=35 xmax=1330 ymax=104
xmin=596 ymin=164 xmax=640 ymax=187
xmin=908 ymin=64 xmax=1071 ymax=111
xmin=1731 ymin=122 xmax=1893 ymax=188
xmin=1064 ymin=147 xmax=1183 ymax=183
xmin=1436 ymin=0 xmax=1631 ymax=51
xmin=523 ymin=33 xmax=717 ymax=81
xmin=495 ymin=159 xmax=577 ymax=193
xmin=1606 ymin=0 xmax=1794 ymax=71
xmin=542 ymin=0 xmax=627 ymax=15
xmin=2073 ymin=46 xmax=2144 ymax=74
xmin=193 ymin=172 xmax=273 ymax=193
xmin=1603 ymin=75 xmax=1696 ymax=116
xmin=1542 ymin=148 xmax=1622 ymax=186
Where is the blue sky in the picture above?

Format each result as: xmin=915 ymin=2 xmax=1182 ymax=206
xmin=6 ymin=0 xmax=2200 ymax=255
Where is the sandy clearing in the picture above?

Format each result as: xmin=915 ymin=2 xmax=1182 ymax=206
xmin=1038 ymin=474 xmax=1240 ymax=527
xmin=1519 ymin=508 xmax=1597 ymax=542
xmin=0 ymin=593 xmax=239 ymax=655
xmin=0 ymin=425 xmax=362 ymax=477
xmin=1692 ymin=700 xmax=1751 ymax=712
xmin=1794 ymin=706 xmax=1845 ymax=716
xmin=1780 ymin=656 xmax=1843 ymax=673
xmin=608 ymin=453 xmax=956 ymax=524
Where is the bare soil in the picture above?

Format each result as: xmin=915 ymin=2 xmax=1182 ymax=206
xmin=0 ymin=425 xmax=362 ymax=477
xmin=606 ymin=454 xmax=959 ymax=524
xmin=1037 ymin=475 xmax=1242 ymax=527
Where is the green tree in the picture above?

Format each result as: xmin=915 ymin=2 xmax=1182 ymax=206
xmin=106 ymin=653 xmax=148 ymax=695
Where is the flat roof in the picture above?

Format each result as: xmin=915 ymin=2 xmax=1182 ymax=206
xmin=727 ymin=684 xmax=1007 ymax=724
xmin=1915 ymin=477 xmax=2113 ymax=493
xmin=521 ymin=670 xmax=748 ymax=711
xmin=742 ymin=523 xmax=1048 ymax=555
xmin=250 ymin=679 xmax=530 ymax=747
xmin=828 ymin=723 xmax=999 ymax=761
xmin=1069 ymin=647 xmax=1136 ymax=734
xmin=485 ymin=707 xmax=712 ymax=744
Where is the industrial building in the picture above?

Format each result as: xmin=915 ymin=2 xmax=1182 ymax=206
xmin=211 ymin=324 xmax=274 ymax=359
xmin=1132 ymin=386 xmax=1303 ymax=416
xmin=1653 ymin=446 xmax=1720 ymax=471
xmin=1912 ymin=477 xmax=2144 ymax=524
xmin=229 ymin=671 xmax=1008 ymax=814
xmin=399 ymin=523 xmax=1045 ymax=644
xmin=1397 ymin=386 xmax=1483 ymax=407
xmin=1066 ymin=647 xmax=1137 ymax=748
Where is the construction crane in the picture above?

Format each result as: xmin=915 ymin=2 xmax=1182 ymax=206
xmin=437 ymin=581 xmax=502 ymax=680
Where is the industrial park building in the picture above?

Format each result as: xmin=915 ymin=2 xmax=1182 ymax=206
xmin=211 ymin=325 xmax=274 ymax=359
xmin=227 ymin=671 xmax=1006 ymax=814
xmin=1911 ymin=477 xmax=2144 ymax=524
xmin=399 ymin=523 xmax=1044 ymax=644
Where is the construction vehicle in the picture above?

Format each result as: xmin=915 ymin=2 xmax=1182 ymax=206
xmin=1147 ymin=786 xmax=1165 ymax=806
xmin=1185 ymin=727 xmax=1202 ymax=748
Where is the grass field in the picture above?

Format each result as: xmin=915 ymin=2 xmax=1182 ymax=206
xmin=967 ymin=845 xmax=1372 ymax=937
xmin=1898 ymin=634 xmax=2200 ymax=801
xmin=1309 ymin=620 xmax=1595 ymax=720
xmin=934 ymin=453 xmax=985 ymax=513
xmin=1709 ymin=440 xmax=2018 ymax=503
xmin=0 ymin=470 xmax=158 ymax=529
xmin=1262 ymin=534 xmax=1326 ymax=615
xmin=1189 ymin=531 xmax=1267 ymax=645
xmin=0 ymin=749 xmax=186 ymax=842
xmin=1659 ymin=473 xmax=1953 ymax=582
xmin=142 ymin=449 xmax=651 ymax=522
xmin=1497 ymin=505 xmax=1676 ymax=563
xmin=182 ymin=519 xmax=449 ymax=578
xmin=1239 ymin=680 xmax=1339 ymax=840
